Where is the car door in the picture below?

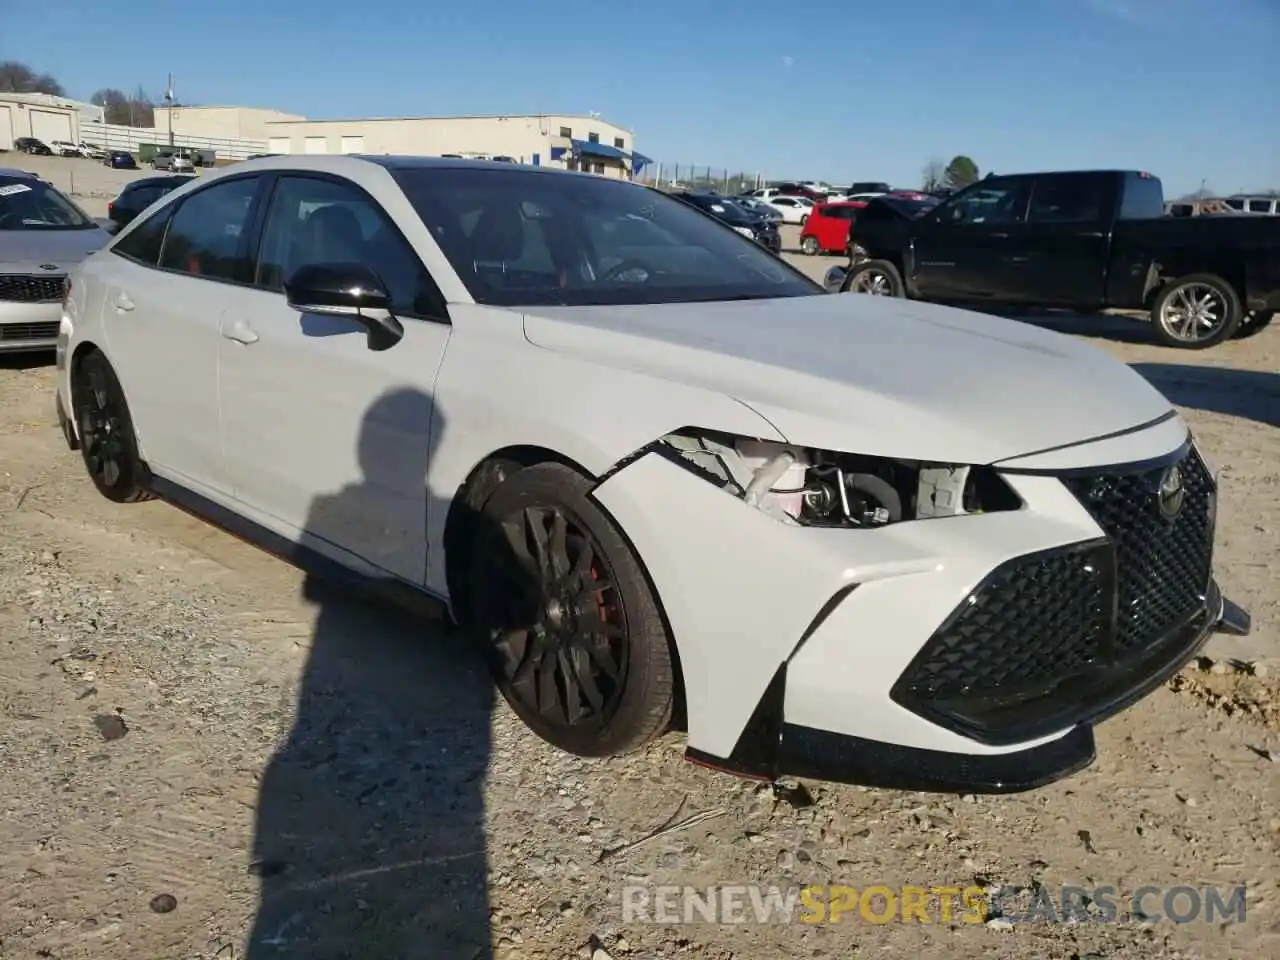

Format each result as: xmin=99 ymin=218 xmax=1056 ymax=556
xmin=816 ymin=205 xmax=852 ymax=250
xmin=216 ymin=172 xmax=452 ymax=585
xmin=910 ymin=177 xmax=1032 ymax=299
xmin=98 ymin=174 xmax=264 ymax=495
xmin=1013 ymin=172 xmax=1113 ymax=306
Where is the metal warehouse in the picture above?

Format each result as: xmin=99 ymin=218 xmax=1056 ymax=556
xmin=259 ymin=113 xmax=651 ymax=179
xmin=0 ymin=92 xmax=102 ymax=150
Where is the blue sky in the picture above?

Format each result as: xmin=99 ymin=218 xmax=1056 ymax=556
xmin=5 ymin=0 xmax=1277 ymax=195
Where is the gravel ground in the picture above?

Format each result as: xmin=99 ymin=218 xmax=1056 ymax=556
xmin=0 ymin=172 xmax=1277 ymax=959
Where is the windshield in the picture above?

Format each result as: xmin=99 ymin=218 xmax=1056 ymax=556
xmin=394 ymin=168 xmax=819 ymax=307
xmin=0 ymin=176 xmax=97 ymax=231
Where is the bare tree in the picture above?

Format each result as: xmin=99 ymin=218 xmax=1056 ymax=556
xmin=921 ymin=158 xmax=947 ymax=192
xmin=0 ymin=60 xmax=65 ymax=96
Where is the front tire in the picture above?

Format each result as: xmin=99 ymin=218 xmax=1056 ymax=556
xmin=840 ymin=259 xmax=906 ymax=297
xmin=1150 ymin=274 xmax=1242 ymax=349
xmin=464 ymin=463 xmax=674 ymax=757
xmin=71 ymin=351 xmax=152 ymax=503
xmin=800 ymin=236 xmax=819 ymax=255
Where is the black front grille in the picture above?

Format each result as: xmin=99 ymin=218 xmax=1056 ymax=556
xmin=891 ymin=446 xmax=1217 ymax=745
xmin=1063 ymin=448 xmax=1214 ymax=652
xmin=0 ymin=321 xmax=60 ymax=342
xmin=0 ymin=274 xmax=65 ymax=303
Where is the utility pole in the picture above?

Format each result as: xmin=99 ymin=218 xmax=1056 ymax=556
xmin=165 ymin=74 xmax=175 ymax=147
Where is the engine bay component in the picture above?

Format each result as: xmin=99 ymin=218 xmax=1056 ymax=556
xmin=657 ymin=429 xmax=1022 ymax=528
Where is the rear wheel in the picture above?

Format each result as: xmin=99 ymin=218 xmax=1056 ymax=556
xmin=1150 ymin=274 xmax=1242 ymax=349
xmin=464 ymin=463 xmax=674 ymax=757
xmin=71 ymin=351 xmax=152 ymax=503
xmin=840 ymin=259 xmax=906 ymax=297
xmin=800 ymin=235 xmax=820 ymax=255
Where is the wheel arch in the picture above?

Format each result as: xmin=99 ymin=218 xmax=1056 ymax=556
xmin=443 ymin=444 xmax=688 ymax=729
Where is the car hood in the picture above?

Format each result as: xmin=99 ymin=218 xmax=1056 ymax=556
xmin=0 ymin=227 xmax=113 ymax=273
xmin=521 ymin=294 xmax=1175 ymax=464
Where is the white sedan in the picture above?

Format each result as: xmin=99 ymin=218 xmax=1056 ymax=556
xmin=54 ymin=156 xmax=1249 ymax=793
xmin=762 ymin=195 xmax=814 ymax=224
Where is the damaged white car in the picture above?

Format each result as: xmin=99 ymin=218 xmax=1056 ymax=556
xmin=56 ymin=156 xmax=1250 ymax=793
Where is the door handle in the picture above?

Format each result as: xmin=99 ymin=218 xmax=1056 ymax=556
xmin=113 ymin=292 xmax=135 ymax=312
xmin=223 ymin=319 xmax=259 ymax=345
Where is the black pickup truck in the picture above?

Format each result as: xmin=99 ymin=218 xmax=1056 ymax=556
xmin=832 ymin=169 xmax=1280 ymax=348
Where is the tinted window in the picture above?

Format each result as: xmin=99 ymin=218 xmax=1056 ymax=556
xmin=112 ymin=207 xmax=173 ymax=266
xmin=1027 ymin=175 xmax=1107 ymax=223
xmin=254 ymin=175 xmax=443 ymax=318
xmin=1117 ymin=173 xmax=1165 ymax=220
xmin=1247 ymin=199 xmax=1274 ymax=213
xmin=1224 ymin=198 xmax=1246 ymax=211
xmin=940 ymin=178 xmax=1031 ymax=225
xmin=159 ymin=176 xmax=259 ymax=282
xmin=394 ymin=167 xmax=819 ymax=307
xmin=122 ymin=185 xmax=165 ymax=210
xmin=0 ymin=176 xmax=97 ymax=231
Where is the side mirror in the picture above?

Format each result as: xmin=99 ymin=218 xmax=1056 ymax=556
xmin=285 ymin=262 xmax=405 ymax=352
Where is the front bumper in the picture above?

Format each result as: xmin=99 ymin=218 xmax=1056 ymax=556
xmin=0 ymin=299 xmax=61 ymax=353
xmin=592 ymin=431 xmax=1251 ymax=794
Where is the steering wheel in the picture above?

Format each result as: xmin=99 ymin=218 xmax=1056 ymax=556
xmin=601 ymin=258 xmax=656 ymax=283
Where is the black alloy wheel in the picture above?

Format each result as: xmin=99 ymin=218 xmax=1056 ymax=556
xmin=71 ymin=351 xmax=152 ymax=503
xmin=465 ymin=463 xmax=673 ymax=756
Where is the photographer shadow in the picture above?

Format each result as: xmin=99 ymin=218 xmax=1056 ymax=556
xmin=246 ymin=387 xmax=534 ymax=960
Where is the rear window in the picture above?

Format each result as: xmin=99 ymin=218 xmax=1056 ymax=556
xmin=1118 ymin=173 xmax=1165 ymax=220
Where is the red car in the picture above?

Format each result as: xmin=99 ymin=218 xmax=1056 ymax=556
xmin=798 ymin=201 xmax=865 ymax=255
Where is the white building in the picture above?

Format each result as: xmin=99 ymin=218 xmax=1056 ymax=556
xmin=0 ymin=92 xmax=101 ymax=149
xmin=152 ymin=105 xmax=306 ymax=143
xmin=261 ymin=113 xmax=651 ymax=179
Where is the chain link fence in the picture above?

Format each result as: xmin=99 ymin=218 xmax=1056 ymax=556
xmin=634 ymin=162 xmax=766 ymax=195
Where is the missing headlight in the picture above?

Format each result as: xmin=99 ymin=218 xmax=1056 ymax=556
xmin=655 ymin=429 xmax=1022 ymax=527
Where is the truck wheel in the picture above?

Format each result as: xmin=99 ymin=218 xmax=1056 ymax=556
xmin=840 ymin=259 xmax=905 ymax=297
xmin=1233 ymin=310 xmax=1274 ymax=340
xmin=1150 ymin=274 xmax=1242 ymax=349
xmin=800 ymin=236 xmax=819 ymax=255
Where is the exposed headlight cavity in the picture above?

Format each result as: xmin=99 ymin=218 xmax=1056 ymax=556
xmin=657 ymin=429 xmax=1021 ymax=527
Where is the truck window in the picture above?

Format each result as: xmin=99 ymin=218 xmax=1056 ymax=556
xmin=939 ymin=178 xmax=1031 ymax=226
xmin=1117 ymin=172 xmax=1165 ymax=220
xmin=1027 ymin=174 xmax=1107 ymax=223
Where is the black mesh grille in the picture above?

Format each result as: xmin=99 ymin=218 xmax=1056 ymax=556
xmin=892 ymin=447 xmax=1217 ymax=745
xmin=901 ymin=545 xmax=1109 ymax=701
xmin=0 ymin=321 xmax=59 ymax=342
xmin=0 ymin=275 xmax=64 ymax=303
xmin=1063 ymin=448 xmax=1214 ymax=652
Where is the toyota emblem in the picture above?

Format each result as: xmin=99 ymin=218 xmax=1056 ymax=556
xmin=39 ymin=263 xmax=59 ymax=271
xmin=1157 ymin=464 xmax=1186 ymax=520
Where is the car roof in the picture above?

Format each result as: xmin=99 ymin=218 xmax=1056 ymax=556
xmin=0 ymin=167 xmax=38 ymax=179
xmin=122 ymin=175 xmax=197 ymax=189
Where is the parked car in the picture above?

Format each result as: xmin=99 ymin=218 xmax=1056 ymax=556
xmin=48 ymin=140 xmax=84 ymax=157
xmin=672 ymin=191 xmax=782 ymax=252
xmin=761 ymin=195 xmax=814 ymax=225
xmin=54 ymin=156 xmax=1251 ymax=792
xmin=1223 ymin=195 xmax=1279 ymax=216
xmin=729 ymin=195 xmax=783 ymax=221
xmin=836 ymin=169 xmax=1279 ymax=347
xmin=104 ymin=151 xmax=139 ymax=170
xmin=153 ymin=150 xmax=195 ymax=174
xmin=13 ymin=137 xmax=53 ymax=156
xmin=0 ymin=169 xmax=112 ymax=354
xmin=106 ymin=175 xmax=197 ymax=232
xmin=847 ymin=181 xmax=893 ymax=196
xmin=79 ymin=142 xmax=108 ymax=160
xmin=798 ymin=201 xmax=862 ymax=255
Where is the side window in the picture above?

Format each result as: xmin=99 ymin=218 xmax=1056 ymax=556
xmin=127 ymin=186 xmax=164 ymax=209
xmin=255 ymin=175 xmax=442 ymax=318
xmin=1224 ymin=198 xmax=1246 ymax=211
xmin=1247 ymin=199 xmax=1273 ymax=214
xmin=1027 ymin=175 xmax=1106 ymax=223
xmin=942 ymin=179 xmax=1031 ymax=225
xmin=112 ymin=207 xmax=174 ymax=267
xmin=158 ymin=177 xmax=259 ymax=282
